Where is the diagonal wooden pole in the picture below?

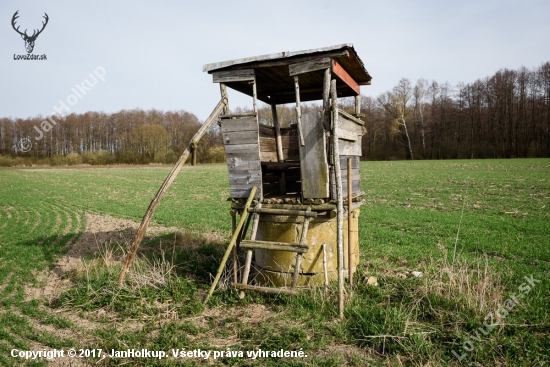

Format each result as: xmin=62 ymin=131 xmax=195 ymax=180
xmin=204 ymin=186 xmax=257 ymax=305
xmin=117 ymin=98 xmax=227 ymax=287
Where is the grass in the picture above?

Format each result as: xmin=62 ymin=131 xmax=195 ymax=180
xmin=0 ymin=159 xmax=548 ymax=366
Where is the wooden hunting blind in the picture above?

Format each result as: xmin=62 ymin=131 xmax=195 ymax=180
xmin=203 ymin=44 xmax=372 ymax=294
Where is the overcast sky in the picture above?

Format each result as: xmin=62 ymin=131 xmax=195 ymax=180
xmin=1 ymin=0 xmax=549 ymax=121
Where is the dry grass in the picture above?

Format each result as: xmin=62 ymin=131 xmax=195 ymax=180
xmin=418 ymin=245 xmax=503 ymax=314
xmin=126 ymin=251 xmax=176 ymax=291
xmin=73 ymin=242 xmax=177 ymax=291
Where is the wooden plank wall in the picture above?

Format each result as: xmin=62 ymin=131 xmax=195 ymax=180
xmin=299 ymin=111 xmax=329 ymax=198
xmin=258 ymin=125 xmax=278 ymax=163
xmin=330 ymin=113 xmax=364 ymax=199
xmin=329 ymin=156 xmax=361 ymax=199
xmin=337 ymin=114 xmax=363 ymax=156
xmin=279 ymin=126 xmax=299 ymax=161
xmin=339 ymin=156 xmax=361 ymax=198
xmin=221 ymin=117 xmax=262 ymax=199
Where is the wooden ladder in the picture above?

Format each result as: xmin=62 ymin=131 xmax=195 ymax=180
xmin=234 ymin=205 xmax=317 ymax=296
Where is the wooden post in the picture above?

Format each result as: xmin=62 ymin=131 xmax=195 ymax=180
xmin=323 ymin=68 xmax=331 ymax=129
xmin=204 ymin=187 xmax=257 ymax=305
xmin=191 ymin=141 xmax=197 ymax=166
xmin=271 ymin=104 xmax=284 ymax=162
xmin=117 ymin=97 xmax=227 ymax=287
xmin=294 ymin=76 xmax=305 ymax=146
xmin=347 ymin=157 xmax=353 ymax=286
xmin=354 ymin=95 xmax=361 ymax=116
xmin=220 ymin=83 xmax=229 ymax=115
xmin=331 ymin=79 xmax=345 ymax=318
xmin=252 ymin=74 xmax=258 ymax=115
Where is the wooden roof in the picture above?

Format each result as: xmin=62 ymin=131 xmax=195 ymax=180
xmin=203 ymin=44 xmax=372 ymax=105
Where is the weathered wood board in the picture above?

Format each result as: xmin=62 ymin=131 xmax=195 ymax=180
xmin=213 ymin=69 xmax=255 ymax=83
xmin=289 ymin=58 xmax=331 ymax=76
xmin=222 ymin=130 xmax=258 ymax=145
xmin=221 ymin=118 xmax=257 ymax=132
xmin=258 ymin=125 xmax=278 ymax=162
xmin=338 ymin=139 xmax=362 ymax=156
xmin=299 ymin=111 xmax=329 ymax=198
xmin=330 ymin=156 xmax=361 ymax=199
xmin=221 ymin=117 xmax=261 ymax=198
xmin=280 ymin=127 xmax=299 ymax=161
xmin=337 ymin=114 xmax=363 ymax=156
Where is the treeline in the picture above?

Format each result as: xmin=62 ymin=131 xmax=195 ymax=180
xmin=356 ymin=62 xmax=550 ymax=160
xmin=1 ymin=61 xmax=549 ymax=166
xmin=0 ymin=109 xmax=224 ymax=166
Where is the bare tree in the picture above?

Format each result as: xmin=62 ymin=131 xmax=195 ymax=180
xmin=378 ymin=78 xmax=414 ymax=160
xmin=414 ymin=78 xmax=428 ymax=153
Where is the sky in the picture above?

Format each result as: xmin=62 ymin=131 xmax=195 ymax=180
xmin=1 ymin=0 xmax=549 ymax=121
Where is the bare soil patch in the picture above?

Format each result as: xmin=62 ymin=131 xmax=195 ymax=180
xmin=25 ymin=212 xmax=179 ymax=302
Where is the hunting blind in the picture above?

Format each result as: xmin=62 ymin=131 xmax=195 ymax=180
xmin=119 ymin=44 xmax=372 ymax=315
xmin=203 ymin=44 xmax=372 ymax=300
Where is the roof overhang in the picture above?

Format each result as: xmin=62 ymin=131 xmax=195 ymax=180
xmin=203 ymin=44 xmax=372 ymax=104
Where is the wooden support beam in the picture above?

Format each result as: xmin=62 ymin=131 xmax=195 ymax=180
xmin=117 ymin=97 xmax=228 ymax=287
xmin=294 ymin=76 xmax=305 ymax=146
xmin=191 ymin=141 xmax=197 ymax=166
xmin=220 ymin=113 xmax=257 ymax=119
xmin=213 ymin=69 xmax=255 ymax=83
xmin=234 ymin=203 xmax=336 ymax=211
xmin=240 ymin=241 xmax=308 ymax=253
xmin=233 ymin=283 xmax=300 ymax=296
xmin=220 ymin=83 xmax=229 ymax=115
xmin=252 ymin=74 xmax=258 ymax=115
xmin=331 ymin=79 xmax=345 ymax=319
xmin=347 ymin=158 xmax=353 ymax=286
xmin=355 ymin=95 xmax=361 ymax=116
xmin=271 ymin=104 xmax=284 ymax=162
xmin=289 ymin=58 xmax=331 ymax=76
xmin=247 ymin=207 xmax=317 ymax=217
xmin=339 ymin=110 xmax=365 ymax=126
xmin=323 ymin=68 xmax=331 ymax=129
xmin=332 ymin=60 xmax=360 ymax=95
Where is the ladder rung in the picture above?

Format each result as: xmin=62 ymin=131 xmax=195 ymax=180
xmin=240 ymin=240 xmax=308 ymax=253
xmin=234 ymin=283 xmax=300 ymax=296
xmin=247 ymin=208 xmax=317 ymax=217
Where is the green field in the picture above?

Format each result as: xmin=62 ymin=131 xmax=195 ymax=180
xmin=0 ymin=159 xmax=549 ymax=366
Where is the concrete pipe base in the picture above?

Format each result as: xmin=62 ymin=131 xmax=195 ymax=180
xmin=252 ymin=209 xmax=360 ymax=287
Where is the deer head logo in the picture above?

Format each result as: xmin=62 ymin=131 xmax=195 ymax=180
xmin=11 ymin=11 xmax=49 ymax=54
